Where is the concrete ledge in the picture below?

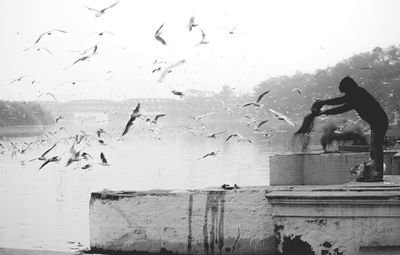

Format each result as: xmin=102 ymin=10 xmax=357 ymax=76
xmin=266 ymin=176 xmax=400 ymax=255
xmin=0 ymin=248 xmax=70 ymax=255
xmin=89 ymin=187 xmax=275 ymax=255
xmin=270 ymin=151 xmax=398 ymax=186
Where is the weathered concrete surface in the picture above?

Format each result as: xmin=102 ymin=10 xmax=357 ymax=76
xmin=266 ymin=176 xmax=400 ymax=255
xmin=270 ymin=151 xmax=398 ymax=186
xmin=0 ymin=248 xmax=70 ymax=255
xmin=89 ymin=187 xmax=275 ymax=254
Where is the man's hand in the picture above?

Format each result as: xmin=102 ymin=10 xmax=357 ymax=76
xmin=311 ymin=100 xmax=324 ymax=113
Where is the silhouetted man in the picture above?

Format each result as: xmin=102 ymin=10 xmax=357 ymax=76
xmin=312 ymin=76 xmax=388 ymax=182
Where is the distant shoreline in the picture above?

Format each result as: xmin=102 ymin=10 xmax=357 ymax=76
xmin=0 ymin=125 xmax=47 ymax=137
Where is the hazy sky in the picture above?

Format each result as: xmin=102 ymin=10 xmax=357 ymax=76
xmin=1 ymin=0 xmax=400 ymax=101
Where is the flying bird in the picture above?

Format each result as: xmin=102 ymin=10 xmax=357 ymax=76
xmin=35 ymin=29 xmax=67 ymax=44
xmin=84 ymin=1 xmax=119 ymax=17
xmin=100 ymin=152 xmax=110 ymax=166
xmin=199 ymin=150 xmax=220 ymax=159
xmin=87 ymin=31 xmax=114 ymax=37
xmin=197 ymin=29 xmax=209 ymax=45
xmin=146 ymin=114 xmax=166 ymax=124
xmin=24 ymin=46 xmax=52 ymax=54
xmin=121 ymin=103 xmax=142 ymax=136
xmin=225 ymin=133 xmax=252 ymax=143
xmin=154 ymin=23 xmax=166 ymax=45
xmin=242 ymin=90 xmax=270 ymax=107
xmin=158 ymin=59 xmax=186 ymax=82
xmin=292 ymin=88 xmax=302 ymax=95
xmin=269 ymin=108 xmax=295 ymax=126
xmin=9 ymin=75 xmax=26 ymax=85
xmin=29 ymin=142 xmax=58 ymax=162
xmin=206 ymin=131 xmax=225 ymax=139
xmin=188 ymin=16 xmax=198 ymax=31
xmin=55 ymin=116 xmax=63 ymax=123
xmin=38 ymin=156 xmax=61 ymax=171
xmin=171 ymin=90 xmax=184 ymax=98
xmin=256 ymin=120 xmax=269 ymax=129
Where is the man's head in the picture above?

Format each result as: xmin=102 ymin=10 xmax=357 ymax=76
xmin=339 ymin=76 xmax=358 ymax=93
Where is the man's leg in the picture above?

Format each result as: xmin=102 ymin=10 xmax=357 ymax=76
xmin=369 ymin=124 xmax=388 ymax=181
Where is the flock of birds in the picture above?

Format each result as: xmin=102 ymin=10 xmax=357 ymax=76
xmin=2 ymin=1 xmax=309 ymax=181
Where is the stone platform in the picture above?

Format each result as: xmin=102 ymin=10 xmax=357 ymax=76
xmin=270 ymin=151 xmax=398 ymax=185
xmin=89 ymin=188 xmax=274 ymax=255
xmin=266 ymin=176 xmax=400 ymax=255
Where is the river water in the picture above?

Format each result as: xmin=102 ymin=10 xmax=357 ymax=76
xmin=0 ymin=123 xmax=292 ymax=252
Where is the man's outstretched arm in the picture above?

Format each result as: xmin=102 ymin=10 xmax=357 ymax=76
xmin=312 ymin=96 xmax=347 ymax=112
xmin=320 ymin=103 xmax=353 ymax=116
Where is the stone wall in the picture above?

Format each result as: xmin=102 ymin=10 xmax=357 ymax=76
xmin=90 ymin=188 xmax=275 ymax=254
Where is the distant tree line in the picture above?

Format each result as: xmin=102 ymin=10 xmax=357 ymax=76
xmin=250 ymin=44 xmax=400 ymax=122
xmin=0 ymin=101 xmax=53 ymax=126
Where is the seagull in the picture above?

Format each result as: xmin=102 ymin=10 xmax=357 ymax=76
xmin=38 ymin=156 xmax=61 ymax=171
xmin=199 ymin=150 xmax=220 ymax=159
xmin=121 ymin=103 xmax=141 ymax=136
xmin=87 ymin=31 xmax=114 ymax=37
xmin=146 ymin=114 xmax=166 ymax=124
xmin=81 ymin=164 xmax=92 ymax=170
xmin=197 ymin=29 xmax=209 ymax=45
xmin=206 ymin=131 xmax=225 ymax=139
xmin=256 ymin=120 xmax=269 ymax=129
xmin=35 ymin=29 xmax=67 ymax=44
xmin=225 ymin=133 xmax=252 ymax=143
xmin=154 ymin=23 xmax=166 ymax=45
xmin=100 ymin=152 xmax=110 ymax=166
xmin=9 ymin=75 xmax=26 ymax=85
xmin=28 ymin=142 xmax=58 ymax=162
xmin=70 ymin=44 xmax=98 ymax=56
xmin=55 ymin=116 xmax=63 ymax=123
xmin=242 ymin=90 xmax=270 ymax=107
xmin=221 ymin=184 xmax=240 ymax=190
xmin=84 ymin=1 xmax=119 ymax=17
xmin=292 ymin=88 xmax=302 ymax=95
xmin=190 ymin=112 xmax=215 ymax=121
xmin=158 ymin=59 xmax=186 ymax=82
xmin=269 ymin=108 xmax=295 ymax=126
xmin=46 ymin=92 xmax=58 ymax=102
xmin=188 ymin=16 xmax=198 ymax=31
xmin=171 ymin=90 xmax=184 ymax=98
xmin=24 ymin=46 xmax=52 ymax=54
xmin=152 ymin=67 xmax=162 ymax=73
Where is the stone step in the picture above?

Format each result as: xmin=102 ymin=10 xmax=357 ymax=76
xmin=359 ymin=246 xmax=400 ymax=255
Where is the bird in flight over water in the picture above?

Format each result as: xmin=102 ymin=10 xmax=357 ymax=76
xmin=84 ymin=1 xmax=119 ymax=17
xmin=121 ymin=103 xmax=142 ymax=136
xmin=35 ymin=29 xmax=67 ymax=44
xmin=154 ymin=23 xmax=167 ymax=46
xmin=242 ymin=90 xmax=270 ymax=107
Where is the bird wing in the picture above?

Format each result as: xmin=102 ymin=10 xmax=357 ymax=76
xmin=40 ymin=47 xmax=52 ymax=54
xmin=242 ymin=103 xmax=255 ymax=107
xmin=257 ymin=120 xmax=269 ymax=129
xmin=84 ymin=6 xmax=99 ymax=12
xmin=35 ymin=32 xmax=46 ymax=44
xmin=256 ymin=90 xmax=270 ymax=104
xmin=41 ymin=143 xmax=57 ymax=158
xmin=154 ymin=114 xmax=166 ymax=122
xmin=51 ymin=29 xmax=67 ymax=34
xmin=103 ymin=1 xmax=119 ymax=11
xmin=155 ymin=35 xmax=166 ymax=45
xmin=225 ymin=134 xmax=237 ymax=141
xmin=100 ymin=152 xmax=108 ymax=164
xmin=38 ymin=159 xmax=51 ymax=171
xmin=121 ymin=117 xmax=134 ymax=136
xmin=155 ymin=24 xmax=164 ymax=35
xmin=132 ymin=103 xmax=141 ymax=114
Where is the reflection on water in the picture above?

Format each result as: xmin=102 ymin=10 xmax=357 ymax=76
xmin=0 ymin=127 xmax=286 ymax=252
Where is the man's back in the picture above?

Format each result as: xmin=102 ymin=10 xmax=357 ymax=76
xmin=346 ymin=87 xmax=388 ymax=125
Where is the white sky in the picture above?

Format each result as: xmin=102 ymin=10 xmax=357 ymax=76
xmin=1 ymin=0 xmax=400 ymax=101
